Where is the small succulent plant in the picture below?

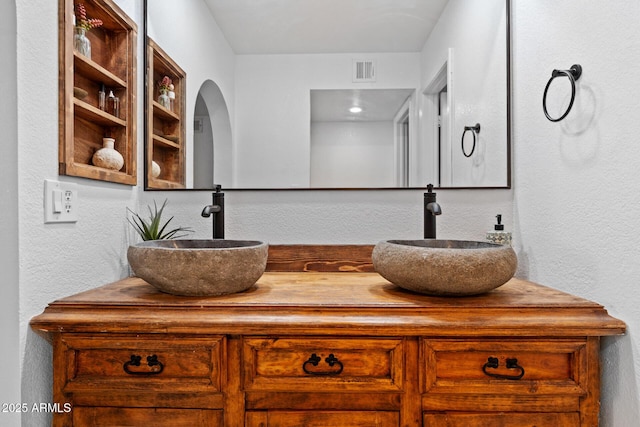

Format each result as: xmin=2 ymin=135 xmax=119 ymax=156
xmin=127 ymin=199 xmax=193 ymax=241
xmin=75 ymin=3 xmax=103 ymax=30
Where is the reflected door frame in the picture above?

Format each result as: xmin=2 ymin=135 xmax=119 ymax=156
xmin=393 ymin=95 xmax=416 ymax=187
xmin=421 ymin=48 xmax=454 ymax=188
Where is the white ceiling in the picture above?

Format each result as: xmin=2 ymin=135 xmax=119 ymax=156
xmin=311 ymin=89 xmax=415 ymax=122
xmin=204 ymin=0 xmax=449 ymax=54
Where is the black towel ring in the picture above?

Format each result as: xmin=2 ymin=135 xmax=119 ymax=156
xmin=461 ymin=123 xmax=480 ymax=158
xmin=543 ymin=64 xmax=582 ymax=122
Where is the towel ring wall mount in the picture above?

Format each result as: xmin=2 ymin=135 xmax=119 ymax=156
xmin=461 ymin=123 xmax=480 ymax=158
xmin=543 ymin=64 xmax=582 ymax=122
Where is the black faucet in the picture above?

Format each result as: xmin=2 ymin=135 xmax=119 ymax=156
xmin=424 ymin=184 xmax=442 ymax=239
xmin=201 ymin=185 xmax=224 ymax=239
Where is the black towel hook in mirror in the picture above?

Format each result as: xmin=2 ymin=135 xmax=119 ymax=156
xmin=461 ymin=123 xmax=480 ymax=158
xmin=543 ymin=64 xmax=582 ymax=122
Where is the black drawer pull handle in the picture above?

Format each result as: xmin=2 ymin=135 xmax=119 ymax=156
xmin=482 ymin=356 xmax=525 ymax=380
xmin=302 ymin=353 xmax=344 ymax=376
xmin=123 ymin=354 xmax=164 ymax=375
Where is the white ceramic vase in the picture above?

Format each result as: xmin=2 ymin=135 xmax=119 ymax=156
xmin=151 ymin=160 xmax=161 ymax=178
xmin=92 ymin=138 xmax=124 ymax=171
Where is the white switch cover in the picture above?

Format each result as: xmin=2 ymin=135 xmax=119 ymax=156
xmin=44 ymin=179 xmax=78 ymax=223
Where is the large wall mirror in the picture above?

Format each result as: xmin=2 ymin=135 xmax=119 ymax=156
xmin=145 ymin=0 xmax=511 ymax=190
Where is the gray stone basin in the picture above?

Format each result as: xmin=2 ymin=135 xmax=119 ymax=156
xmin=372 ymin=240 xmax=517 ymax=296
xmin=127 ymin=239 xmax=268 ymax=296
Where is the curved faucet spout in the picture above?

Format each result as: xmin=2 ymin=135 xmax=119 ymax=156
xmin=426 ymin=202 xmax=442 ymax=215
xmin=201 ymin=205 xmax=221 ymax=217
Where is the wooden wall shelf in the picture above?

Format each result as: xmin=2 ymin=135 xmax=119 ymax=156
xmin=74 ymin=53 xmax=127 ymax=88
xmin=59 ymin=0 xmax=137 ymax=185
xmin=146 ymin=38 xmax=186 ymax=189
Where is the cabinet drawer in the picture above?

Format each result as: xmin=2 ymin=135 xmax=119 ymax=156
xmin=74 ymin=407 xmax=223 ymax=426
xmin=424 ymin=412 xmax=579 ymax=427
xmin=422 ymin=339 xmax=586 ymax=395
xmin=61 ymin=335 xmax=223 ymax=393
xmin=243 ymin=337 xmax=404 ymax=392
xmin=246 ymin=410 xmax=399 ymax=426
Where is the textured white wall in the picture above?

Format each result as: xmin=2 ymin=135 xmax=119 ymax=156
xmin=1 ymin=0 xmax=20 ymax=425
xmin=512 ymin=1 xmax=640 ymax=425
xmin=141 ymin=189 xmax=513 ymax=245
xmin=17 ymin=1 xmax=142 ymax=425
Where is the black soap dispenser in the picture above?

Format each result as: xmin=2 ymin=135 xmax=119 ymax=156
xmin=486 ymin=214 xmax=512 ymax=245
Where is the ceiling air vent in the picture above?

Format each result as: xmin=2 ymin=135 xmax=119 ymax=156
xmin=353 ymin=59 xmax=376 ymax=82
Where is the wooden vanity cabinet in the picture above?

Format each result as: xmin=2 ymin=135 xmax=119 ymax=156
xmin=31 ymin=246 xmax=625 ymax=426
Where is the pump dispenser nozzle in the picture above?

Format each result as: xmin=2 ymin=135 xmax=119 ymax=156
xmin=487 ymin=214 xmax=511 ymax=245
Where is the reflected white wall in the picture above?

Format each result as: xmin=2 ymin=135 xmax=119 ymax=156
xmin=234 ymin=53 xmax=421 ymax=188
xmin=147 ymin=0 xmax=235 ymax=188
xmin=311 ymin=121 xmax=395 ymax=187
xmin=420 ymin=0 xmax=507 ymax=187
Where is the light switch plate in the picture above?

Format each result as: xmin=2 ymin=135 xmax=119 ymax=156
xmin=44 ymin=179 xmax=78 ymax=223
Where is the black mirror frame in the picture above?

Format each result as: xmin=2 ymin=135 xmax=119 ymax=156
xmin=142 ymin=0 xmax=511 ymax=191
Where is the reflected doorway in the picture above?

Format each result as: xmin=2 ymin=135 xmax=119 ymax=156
xmin=437 ymin=85 xmax=448 ymax=187
xmin=394 ymin=107 xmax=411 ymax=187
xmin=310 ymin=89 xmax=414 ymax=188
xmin=422 ymin=49 xmax=454 ymax=187
xmin=193 ymin=80 xmax=232 ymax=189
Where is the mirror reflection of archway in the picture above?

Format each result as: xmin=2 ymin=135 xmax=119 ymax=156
xmin=193 ymin=80 xmax=232 ymax=189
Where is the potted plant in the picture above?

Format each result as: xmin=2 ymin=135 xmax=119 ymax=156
xmin=127 ymin=199 xmax=193 ymax=241
xmin=74 ymin=3 xmax=103 ymax=59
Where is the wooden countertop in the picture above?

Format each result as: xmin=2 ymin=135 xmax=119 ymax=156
xmin=43 ymin=273 xmax=605 ymax=309
xmin=31 ymin=273 xmax=626 ymax=339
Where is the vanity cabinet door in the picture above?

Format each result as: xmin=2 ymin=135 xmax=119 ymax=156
xmin=243 ymin=337 xmax=404 ymax=392
xmin=73 ymin=407 xmax=223 ymax=426
xmin=246 ymin=410 xmax=400 ymax=426
xmin=423 ymin=412 xmax=579 ymax=427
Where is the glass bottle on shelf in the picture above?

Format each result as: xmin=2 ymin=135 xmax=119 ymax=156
xmin=74 ymin=27 xmax=91 ymax=59
xmin=73 ymin=3 xmax=102 ymax=60
xmin=168 ymin=83 xmax=176 ymax=112
xmin=98 ymin=84 xmax=106 ymax=111
xmin=106 ymin=90 xmax=120 ymax=118
xmin=158 ymin=89 xmax=171 ymax=110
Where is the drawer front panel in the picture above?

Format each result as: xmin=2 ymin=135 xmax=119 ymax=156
xmin=74 ymin=407 xmax=223 ymax=426
xmin=243 ymin=337 xmax=404 ymax=392
xmin=422 ymin=339 xmax=586 ymax=395
xmin=246 ymin=410 xmax=399 ymax=427
xmin=424 ymin=412 xmax=579 ymax=427
xmin=62 ymin=335 xmax=223 ymax=393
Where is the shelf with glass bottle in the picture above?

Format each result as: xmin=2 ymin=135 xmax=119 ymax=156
xmin=59 ymin=0 xmax=137 ymax=185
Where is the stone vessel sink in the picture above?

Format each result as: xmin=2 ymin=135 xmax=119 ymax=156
xmin=127 ymin=240 xmax=268 ymax=296
xmin=372 ymin=240 xmax=517 ymax=296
